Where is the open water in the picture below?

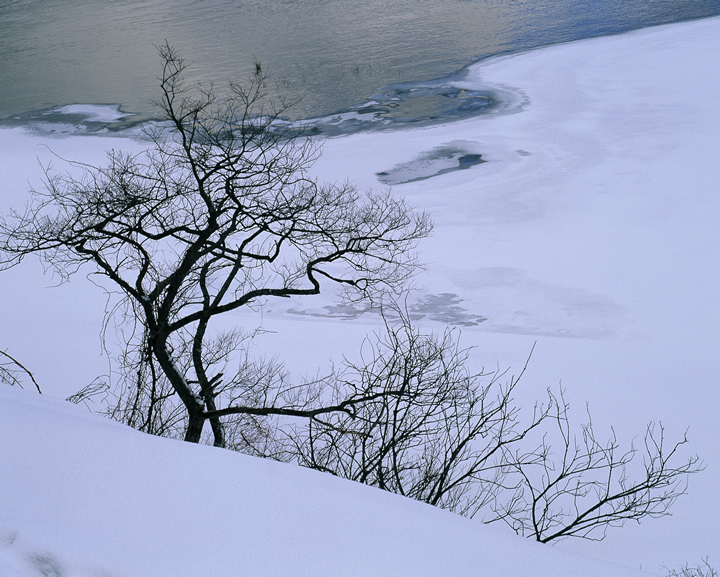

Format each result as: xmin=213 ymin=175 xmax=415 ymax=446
xmin=1 ymin=0 xmax=718 ymax=131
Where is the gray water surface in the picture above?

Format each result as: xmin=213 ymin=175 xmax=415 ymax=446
xmin=1 ymin=0 xmax=718 ymax=125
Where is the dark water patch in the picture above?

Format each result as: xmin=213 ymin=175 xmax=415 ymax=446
xmin=296 ymin=78 xmax=526 ymax=136
xmin=377 ymin=143 xmax=487 ymax=185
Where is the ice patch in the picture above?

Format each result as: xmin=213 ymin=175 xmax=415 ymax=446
xmin=51 ymin=104 xmax=134 ymax=123
xmin=377 ymin=141 xmax=486 ymax=185
xmin=446 ymin=267 xmax=629 ymax=339
xmin=1 ymin=104 xmax=142 ymax=137
xmin=286 ymin=292 xmax=487 ymax=326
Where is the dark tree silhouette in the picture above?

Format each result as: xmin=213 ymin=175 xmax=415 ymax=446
xmin=489 ymin=389 xmax=703 ymax=542
xmin=268 ymin=315 xmax=703 ymax=544
xmin=0 ymin=43 xmax=430 ymax=446
xmin=278 ymin=316 xmax=548 ymax=517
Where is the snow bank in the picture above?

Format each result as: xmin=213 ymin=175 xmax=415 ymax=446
xmin=0 ymin=385 xmax=652 ymax=577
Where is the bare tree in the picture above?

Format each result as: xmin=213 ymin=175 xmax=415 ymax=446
xmin=68 ymin=323 xmax=293 ymax=452
xmin=270 ymin=313 xmax=703 ymax=544
xmin=0 ymin=42 xmax=430 ymax=446
xmin=275 ymin=314 xmax=550 ymax=516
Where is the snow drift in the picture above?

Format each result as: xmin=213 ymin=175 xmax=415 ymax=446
xmin=0 ymin=385 xmax=650 ymax=577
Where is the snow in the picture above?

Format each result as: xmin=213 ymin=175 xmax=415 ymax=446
xmin=1 ymin=15 xmax=719 ymax=576
xmin=0 ymin=385 xmax=651 ymax=577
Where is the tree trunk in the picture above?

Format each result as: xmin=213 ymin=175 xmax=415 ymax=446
xmin=185 ymin=411 xmax=206 ymax=443
xmin=151 ymin=334 xmax=206 ymax=443
xmin=192 ymin=317 xmax=226 ymax=448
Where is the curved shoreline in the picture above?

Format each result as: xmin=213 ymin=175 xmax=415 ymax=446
xmin=2 ymin=14 xmax=719 ymax=139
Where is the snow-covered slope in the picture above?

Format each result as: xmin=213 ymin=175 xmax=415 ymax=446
xmin=0 ymin=385 xmax=652 ymax=577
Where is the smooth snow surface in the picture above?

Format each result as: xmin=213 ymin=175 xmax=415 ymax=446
xmin=0 ymin=386 xmax=651 ymax=577
xmin=1 ymin=16 xmax=719 ymax=576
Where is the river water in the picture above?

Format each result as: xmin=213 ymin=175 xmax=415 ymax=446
xmin=1 ymin=0 xmax=718 ymax=129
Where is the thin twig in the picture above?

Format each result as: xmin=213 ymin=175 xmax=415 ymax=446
xmin=0 ymin=350 xmax=42 ymax=394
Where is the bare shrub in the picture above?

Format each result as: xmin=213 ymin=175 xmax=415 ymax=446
xmin=665 ymin=559 xmax=717 ymax=577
